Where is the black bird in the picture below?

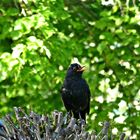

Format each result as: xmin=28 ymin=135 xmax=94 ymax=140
xmin=61 ymin=63 xmax=90 ymax=120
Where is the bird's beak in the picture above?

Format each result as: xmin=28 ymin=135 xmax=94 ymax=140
xmin=77 ymin=66 xmax=85 ymax=72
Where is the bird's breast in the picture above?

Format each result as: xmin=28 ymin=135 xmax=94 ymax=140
xmin=64 ymin=80 xmax=88 ymax=109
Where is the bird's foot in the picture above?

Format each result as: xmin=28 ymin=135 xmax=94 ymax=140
xmin=78 ymin=113 xmax=86 ymax=127
xmin=79 ymin=119 xmax=86 ymax=127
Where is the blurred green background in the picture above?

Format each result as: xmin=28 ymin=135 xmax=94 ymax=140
xmin=0 ymin=0 xmax=140 ymax=138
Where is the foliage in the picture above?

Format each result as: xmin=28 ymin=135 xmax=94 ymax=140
xmin=0 ymin=0 xmax=140 ymax=139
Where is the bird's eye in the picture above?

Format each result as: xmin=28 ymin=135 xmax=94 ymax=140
xmin=73 ymin=66 xmax=77 ymax=70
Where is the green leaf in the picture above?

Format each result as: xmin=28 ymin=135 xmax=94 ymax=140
xmin=97 ymin=42 xmax=106 ymax=55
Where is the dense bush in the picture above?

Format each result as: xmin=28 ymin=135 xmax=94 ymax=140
xmin=0 ymin=0 xmax=140 ymax=139
xmin=0 ymin=107 xmax=129 ymax=140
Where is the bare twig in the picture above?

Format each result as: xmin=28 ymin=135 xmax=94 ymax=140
xmin=0 ymin=107 xmax=130 ymax=140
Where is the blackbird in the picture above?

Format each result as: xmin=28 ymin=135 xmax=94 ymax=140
xmin=61 ymin=63 xmax=90 ymax=120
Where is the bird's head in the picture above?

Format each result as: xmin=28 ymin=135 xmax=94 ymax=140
xmin=66 ymin=63 xmax=85 ymax=78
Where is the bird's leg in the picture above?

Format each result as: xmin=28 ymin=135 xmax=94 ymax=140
xmin=79 ymin=112 xmax=82 ymax=120
xmin=78 ymin=113 xmax=86 ymax=128
xmin=68 ymin=111 xmax=72 ymax=117
xmin=64 ymin=111 xmax=71 ymax=124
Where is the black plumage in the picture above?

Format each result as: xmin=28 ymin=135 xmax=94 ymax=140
xmin=61 ymin=63 xmax=90 ymax=120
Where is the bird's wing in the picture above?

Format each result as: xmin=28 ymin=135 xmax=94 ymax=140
xmin=61 ymin=86 xmax=73 ymax=112
xmin=71 ymin=79 xmax=91 ymax=113
xmin=86 ymin=84 xmax=91 ymax=114
xmin=79 ymin=79 xmax=91 ymax=114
